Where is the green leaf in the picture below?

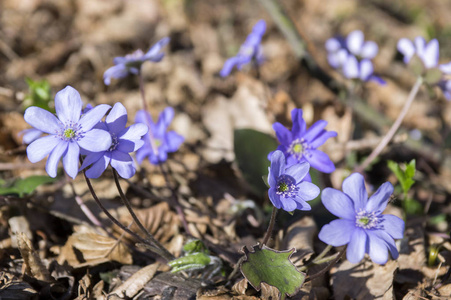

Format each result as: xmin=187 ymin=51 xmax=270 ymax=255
xmin=0 ymin=176 xmax=57 ymax=197
xmin=23 ymin=78 xmax=53 ymax=112
xmin=424 ymin=67 xmax=443 ymax=85
xmin=240 ymin=245 xmax=305 ymax=300
xmin=387 ymin=159 xmax=416 ymax=194
xmin=234 ymin=129 xmax=278 ymax=195
xmin=408 ymin=55 xmax=425 ymax=76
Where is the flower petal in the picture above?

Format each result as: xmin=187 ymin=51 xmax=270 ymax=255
xmin=343 ymin=55 xmax=359 ymax=79
xmin=360 ymin=41 xmax=378 ymax=59
xmin=136 ymin=147 xmax=151 ymax=164
xmin=269 ymin=150 xmax=285 ymax=186
xmin=303 ymin=120 xmax=327 ymax=142
xmin=365 ymin=181 xmax=393 ymax=213
xmin=78 ymin=104 xmax=111 ymax=131
xmin=54 ymin=86 xmax=83 ymax=124
xmin=294 ymin=198 xmax=311 ymax=211
xmin=346 ymin=228 xmax=367 ymax=263
xmin=325 ymin=38 xmax=341 ymax=52
xmin=45 ymin=141 xmax=68 ymax=178
xmin=62 ymin=142 xmax=80 ymax=179
xmin=318 ymin=219 xmax=354 ymax=246
xmin=24 ymin=107 xmax=62 ymax=134
xmin=280 ymin=197 xmax=297 ymax=212
xmin=103 ymin=64 xmax=129 ymax=85
xmin=268 ymin=187 xmax=282 ymax=209
xmin=80 ymin=151 xmax=105 ymax=170
xmin=27 ymin=135 xmax=60 ymax=163
xmin=397 ymin=38 xmax=415 ymax=63
xmin=155 ymin=107 xmax=174 ymax=135
xmin=308 ymin=130 xmax=337 ymax=149
xmin=342 ymin=173 xmax=368 ymax=211
xmin=106 ymin=103 xmax=128 ymax=135
xmin=360 ymin=59 xmax=374 ymax=81
xmin=164 ymin=131 xmax=184 ymax=153
xmin=367 ymin=230 xmax=389 ymax=264
xmin=321 ymin=187 xmax=355 ymax=219
xmin=119 ymin=123 xmax=148 ymax=141
xmin=20 ymin=128 xmax=43 ymax=144
xmin=111 ymin=151 xmax=134 ymax=179
xmin=304 ymin=149 xmax=335 ymax=173
xmin=78 ymin=129 xmax=112 ymax=152
xmin=144 ymin=37 xmax=170 ymax=61
xmin=297 ymin=181 xmax=320 ymax=201
xmin=285 ymin=161 xmax=310 ymax=182
xmin=291 ymin=108 xmax=306 ymax=137
xmin=380 ymin=214 xmax=404 ymax=239
xmin=85 ymin=155 xmax=110 ymax=179
xmin=273 ymin=122 xmax=292 ymax=146
xmin=347 ymin=30 xmax=364 ymax=56
xmin=220 ymin=57 xmax=241 ymax=77
xmin=439 ymin=62 xmax=451 ymax=74
xmin=423 ymin=38 xmax=439 ymax=68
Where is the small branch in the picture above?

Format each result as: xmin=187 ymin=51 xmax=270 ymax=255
xmin=260 ymin=206 xmax=278 ymax=248
xmin=354 ymin=77 xmax=423 ymax=173
xmin=305 ymin=246 xmax=346 ymax=282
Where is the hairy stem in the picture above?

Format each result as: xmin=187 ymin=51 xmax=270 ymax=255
xmin=305 ymin=246 xmax=346 ymax=282
xmin=354 ymin=77 xmax=423 ymax=173
xmin=112 ymin=168 xmax=175 ymax=261
xmin=260 ymin=206 xmax=278 ymax=248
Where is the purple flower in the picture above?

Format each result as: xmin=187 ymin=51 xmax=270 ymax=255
xmin=20 ymin=128 xmax=43 ymax=144
xmin=269 ymin=108 xmax=337 ymax=173
xmin=268 ymin=150 xmax=320 ymax=212
xmin=318 ymin=173 xmax=404 ymax=264
xmin=220 ymin=20 xmax=266 ymax=77
xmin=24 ymin=86 xmax=112 ymax=179
xmin=135 ymin=107 xmax=184 ymax=165
xmin=104 ymin=37 xmax=170 ymax=85
xmin=80 ymin=103 xmax=148 ymax=179
xmin=326 ymin=30 xmax=384 ymax=84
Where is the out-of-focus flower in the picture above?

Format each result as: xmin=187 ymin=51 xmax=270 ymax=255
xmin=269 ymin=108 xmax=337 ymax=173
xmin=80 ymin=103 xmax=148 ymax=179
xmin=220 ymin=20 xmax=266 ymax=77
xmin=135 ymin=107 xmax=184 ymax=165
xmin=318 ymin=173 xmax=405 ymax=265
xmin=104 ymin=37 xmax=170 ymax=85
xmin=267 ymin=150 xmax=320 ymax=212
xmin=326 ymin=30 xmax=384 ymax=84
xmin=24 ymin=86 xmax=111 ymax=179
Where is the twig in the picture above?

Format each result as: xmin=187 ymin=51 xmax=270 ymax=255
xmin=260 ymin=206 xmax=278 ymax=248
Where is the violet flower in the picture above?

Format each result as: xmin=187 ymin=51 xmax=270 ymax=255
xmin=318 ymin=173 xmax=404 ymax=264
xmin=80 ymin=103 xmax=148 ymax=179
xmin=267 ymin=150 xmax=320 ymax=212
xmin=24 ymin=86 xmax=111 ymax=179
xmin=220 ymin=20 xmax=266 ymax=77
xmin=135 ymin=107 xmax=184 ymax=165
xmin=269 ymin=108 xmax=337 ymax=173
xmin=104 ymin=37 xmax=170 ymax=85
xmin=20 ymin=128 xmax=43 ymax=144
xmin=326 ymin=30 xmax=384 ymax=84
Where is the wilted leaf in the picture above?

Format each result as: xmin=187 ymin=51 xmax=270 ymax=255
xmin=17 ymin=232 xmax=53 ymax=282
xmin=240 ymin=245 xmax=305 ymax=300
xmin=0 ymin=272 xmax=37 ymax=299
xmin=107 ymin=263 xmax=159 ymax=299
xmin=281 ymin=217 xmax=317 ymax=268
xmin=234 ymin=129 xmax=278 ymax=195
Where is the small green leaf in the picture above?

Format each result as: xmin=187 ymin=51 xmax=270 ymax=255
xmin=408 ymin=55 xmax=425 ymax=76
xmin=23 ymin=78 xmax=53 ymax=112
xmin=234 ymin=129 xmax=278 ymax=195
xmin=424 ymin=68 xmax=443 ymax=85
xmin=240 ymin=245 xmax=305 ymax=300
xmin=387 ymin=159 xmax=416 ymax=195
xmin=0 ymin=176 xmax=57 ymax=197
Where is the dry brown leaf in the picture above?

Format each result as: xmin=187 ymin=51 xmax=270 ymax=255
xmin=231 ymin=278 xmax=248 ymax=295
xmin=281 ymin=217 xmax=317 ymax=268
xmin=0 ymin=271 xmax=37 ymax=299
xmin=260 ymin=282 xmax=280 ymax=300
xmin=331 ymin=259 xmax=398 ymax=300
xmin=16 ymin=232 xmax=53 ymax=282
xmin=107 ymin=263 xmax=159 ymax=299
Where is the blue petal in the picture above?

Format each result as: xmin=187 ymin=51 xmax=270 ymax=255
xmin=423 ymin=38 xmax=439 ymax=68
xmin=380 ymin=215 xmax=404 ymax=239
xmin=360 ymin=41 xmax=378 ymax=59
xmin=62 ymin=142 xmax=80 ymax=179
xmin=269 ymin=150 xmax=285 ymax=185
xmin=372 ymin=230 xmax=400 ymax=260
xmin=346 ymin=30 xmax=364 ymax=56
xmin=439 ymin=62 xmax=451 ymax=74
xmin=325 ymin=38 xmax=341 ymax=52
xmin=321 ymin=187 xmax=355 ymax=219
xmin=27 ymin=135 xmax=60 ymax=163
xmin=119 ymin=123 xmax=148 ymax=141
xmin=24 ymin=107 xmax=62 ymax=134
xmin=365 ymin=182 xmax=393 ymax=213
xmin=268 ymin=187 xmax=281 ymax=209
xmin=397 ymin=38 xmax=415 ymax=63
xmin=136 ymin=147 xmax=151 ymax=164
xmin=78 ymin=129 xmax=112 ymax=152
xmin=54 ymin=86 xmax=82 ymax=124
xmin=46 ymin=141 xmax=68 ymax=178
xmin=318 ymin=219 xmax=354 ymax=246
xmin=346 ymin=228 xmax=367 ymax=263
xmin=285 ymin=161 xmax=310 ymax=182
xmin=366 ymin=230 xmax=390 ymax=264
xmin=294 ymin=198 xmax=311 ymax=211
xmin=252 ymin=20 xmax=266 ymax=36
xmin=111 ymin=151 xmax=134 ymax=178
xmin=20 ymin=128 xmax=43 ymax=144
xmin=164 ymin=131 xmax=184 ymax=152
xmin=135 ymin=109 xmax=154 ymax=126
xmin=296 ymin=181 xmax=320 ymax=201
xmin=155 ymin=107 xmax=174 ymax=136
xmin=280 ymin=198 xmax=297 ymax=212
xmin=103 ymin=64 xmax=129 ymax=85
xmin=79 ymin=104 xmax=111 ymax=131
xmin=343 ymin=55 xmax=359 ymax=79
xmin=309 ymin=130 xmax=337 ymax=148
xmin=290 ymin=108 xmax=306 ymax=137
xmin=85 ymin=155 xmax=110 ymax=179
xmin=272 ymin=122 xmax=292 ymax=146
xmin=359 ymin=59 xmax=374 ymax=81
xmin=219 ymin=57 xmax=241 ymax=77
xmin=304 ymin=149 xmax=335 ymax=173
xmin=106 ymin=103 xmax=128 ymax=135
xmin=303 ymin=120 xmax=327 ymax=142
xmin=144 ymin=37 xmax=170 ymax=61
xmin=80 ymin=151 xmax=105 ymax=170
xmin=342 ymin=173 xmax=368 ymax=211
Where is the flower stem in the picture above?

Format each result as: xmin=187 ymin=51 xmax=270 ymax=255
xmin=112 ymin=168 xmax=175 ymax=261
xmin=298 ymin=245 xmax=334 ymax=272
xmin=354 ymin=77 xmax=423 ymax=173
xmin=83 ymin=170 xmax=174 ymax=261
xmin=304 ymin=246 xmax=346 ymax=282
xmin=260 ymin=206 xmax=278 ymax=248
xmin=138 ymin=71 xmax=149 ymax=112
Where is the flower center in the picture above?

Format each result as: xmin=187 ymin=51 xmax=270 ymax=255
xmin=355 ymin=210 xmax=380 ymax=229
xmin=154 ymin=138 xmax=162 ymax=147
xmin=108 ymin=134 xmax=119 ymax=151
xmin=276 ymin=174 xmax=298 ymax=198
xmin=64 ymin=129 xmax=76 ymax=139
xmin=58 ymin=122 xmax=83 ymax=142
xmin=288 ymin=138 xmax=309 ymax=161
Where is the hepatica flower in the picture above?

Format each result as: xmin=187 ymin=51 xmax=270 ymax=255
xmin=104 ymin=37 xmax=170 ymax=85
xmin=80 ymin=103 xmax=148 ymax=179
xmin=220 ymin=20 xmax=266 ymax=77
xmin=326 ymin=30 xmax=385 ymax=84
xmin=24 ymin=86 xmax=111 ymax=179
xmin=318 ymin=173 xmax=404 ymax=264
xmin=268 ymin=150 xmax=320 ymax=212
xmin=135 ymin=107 xmax=184 ymax=165
xmin=398 ymin=36 xmax=451 ymax=100
xmin=270 ymin=108 xmax=337 ymax=173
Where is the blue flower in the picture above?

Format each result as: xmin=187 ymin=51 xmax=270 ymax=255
xmin=268 ymin=150 xmax=320 ymax=212
xmin=269 ymin=108 xmax=337 ymax=173
xmin=135 ymin=107 xmax=184 ymax=165
xmin=80 ymin=103 xmax=148 ymax=179
xmin=220 ymin=20 xmax=266 ymax=77
xmin=318 ymin=173 xmax=404 ymax=264
xmin=24 ymin=86 xmax=112 ymax=179
xmin=104 ymin=37 xmax=170 ymax=85
xmin=326 ymin=30 xmax=385 ymax=84
xmin=20 ymin=128 xmax=43 ymax=144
